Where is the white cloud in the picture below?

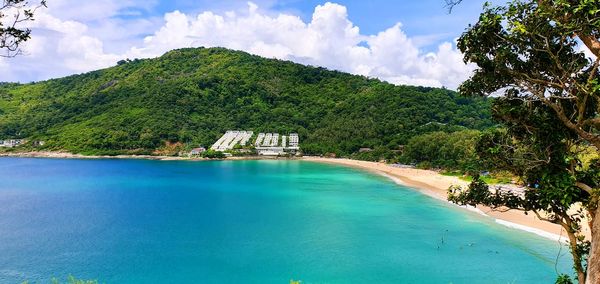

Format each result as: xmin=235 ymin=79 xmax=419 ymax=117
xmin=1 ymin=1 xmax=473 ymax=89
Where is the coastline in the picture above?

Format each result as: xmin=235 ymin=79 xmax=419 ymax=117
xmin=301 ymin=157 xmax=582 ymax=242
xmin=0 ymin=151 xmax=188 ymax=160
xmin=0 ymin=151 xmax=288 ymax=161
xmin=0 ymin=151 xmax=584 ymax=241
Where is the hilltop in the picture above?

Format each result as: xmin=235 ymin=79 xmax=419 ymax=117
xmin=0 ymin=47 xmax=493 ymax=158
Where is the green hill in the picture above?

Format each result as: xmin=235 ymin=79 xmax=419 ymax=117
xmin=0 ymin=47 xmax=493 ymax=158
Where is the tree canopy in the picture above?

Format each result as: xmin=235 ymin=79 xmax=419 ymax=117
xmin=400 ymin=130 xmax=481 ymax=171
xmin=449 ymin=1 xmax=600 ymax=283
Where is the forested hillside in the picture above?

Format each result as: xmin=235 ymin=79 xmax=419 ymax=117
xmin=0 ymin=47 xmax=493 ymax=157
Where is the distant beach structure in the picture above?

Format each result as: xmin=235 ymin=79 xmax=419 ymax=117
xmin=211 ymin=131 xmax=300 ymax=156
xmin=0 ymin=139 xmax=25 ymax=148
xmin=189 ymin=147 xmax=206 ymax=156
xmin=210 ymin=131 xmax=254 ymax=151
xmin=255 ymin=132 xmax=300 ymax=156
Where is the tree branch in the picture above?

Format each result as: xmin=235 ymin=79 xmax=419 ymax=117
xmin=576 ymin=182 xmax=595 ymax=195
xmin=579 ymin=34 xmax=600 ymax=58
xmin=445 ymin=0 xmax=463 ymax=13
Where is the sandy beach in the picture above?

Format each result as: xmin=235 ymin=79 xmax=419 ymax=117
xmin=302 ymin=157 xmax=591 ymax=242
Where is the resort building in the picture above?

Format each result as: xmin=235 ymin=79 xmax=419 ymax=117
xmin=263 ymin=133 xmax=272 ymax=147
xmin=255 ymin=132 xmax=300 ymax=156
xmin=256 ymin=147 xmax=286 ymax=156
xmin=211 ymin=131 xmax=301 ymax=156
xmin=240 ymin=131 xmax=253 ymax=146
xmin=255 ymin=133 xmax=265 ymax=146
xmin=211 ymin=131 xmax=253 ymax=151
xmin=0 ymin=139 xmax=25 ymax=148
xmin=190 ymin=147 xmax=206 ymax=156
xmin=288 ymin=133 xmax=299 ymax=148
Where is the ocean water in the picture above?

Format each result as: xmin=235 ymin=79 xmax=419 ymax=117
xmin=0 ymin=158 xmax=571 ymax=283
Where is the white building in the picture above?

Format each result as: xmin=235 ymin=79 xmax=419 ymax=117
xmin=255 ymin=133 xmax=265 ymax=146
xmin=240 ymin=131 xmax=253 ymax=146
xmin=211 ymin=131 xmax=254 ymax=151
xmin=210 ymin=131 xmax=300 ymax=156
xmin=289 ymin=133 xmax=299 ymax=148
xmin=255 ymin=132 xmax=300 ymax=156
xmin=262 ymin=133 xmax=272 ymax=147
xmin=0 ymin=139 xmax=25 ymax=148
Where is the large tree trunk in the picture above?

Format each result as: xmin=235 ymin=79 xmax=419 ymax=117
xmin=586 ymin=208 xmax=600 ymax=284
xmin=579 ymin=34 xmax=600 ymax=58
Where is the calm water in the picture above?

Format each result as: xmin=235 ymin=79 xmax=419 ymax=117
xmin=0 ymin=158 xmax=571 ymax=283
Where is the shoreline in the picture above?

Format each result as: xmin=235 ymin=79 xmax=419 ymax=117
xmin=0 ymin=152 xmax=583 ymax=241
xmin=301 ymin=157 xmax=581 ymax=242
xmin=0 ymin=151 xmax=292 ymax=161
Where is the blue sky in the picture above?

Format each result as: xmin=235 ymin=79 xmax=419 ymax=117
xmin=155 ymin=0 xmax=485 ymax=33
xmin=129 ymin=0 xmax=489 ymax=52
xmin=1 ymin=0 xmax=493 ymax=88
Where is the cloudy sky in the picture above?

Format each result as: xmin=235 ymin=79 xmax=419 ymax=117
xmin=0 ymin=0 xmax=494 ymax=89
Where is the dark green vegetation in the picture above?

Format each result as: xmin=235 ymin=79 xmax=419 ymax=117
xmin=201 ymin=150 xmax=225 ymax=159
xmin=400 ymin=130 xmax=480 ymax=171
xmin=447 ymin=1 xmax=600 ymax=283
xmin=0 ymin=47 xmax=493 ymax=158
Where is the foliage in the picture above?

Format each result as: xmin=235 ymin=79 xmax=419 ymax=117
xmin=442 ymin=170 xmax=513 ymax=184
xmin=201 ymin=150 xmax=225 ymax=159
xmin=0 ymin=47 xmax=493 ymax=158
xmin=400 ymin=130 xmax=481 ymax=171
xmin=350 ymin=146 xmax=396 ymax=162
xmin=452 ymin=1 xmax=600 ymax=283
xmin=450 ymin=98 xmax=596 ymax=284
xmin=457 ymin=0 xmax=600 ymax=148
xmin=555 ymin=274 xmax=574 ymax=284
xmin=0 ymin=0 xmax=47 ymax=57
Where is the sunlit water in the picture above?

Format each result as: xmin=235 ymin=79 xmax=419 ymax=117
xmin=0 ymin=158 xmax=571 ymax=283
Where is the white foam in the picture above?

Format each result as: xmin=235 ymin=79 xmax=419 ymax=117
xmin=495 ymin=219 xmax=568 ymax=243
xmin=377 ymin=172 xmax=406 ymax=186
xmin=456 ymin=204 xmax=488 ymax=216
xmin=375 ymin=169 xmax=567 ymax=242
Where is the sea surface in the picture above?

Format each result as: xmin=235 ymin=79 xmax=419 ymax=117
xmin=0 ymin=158 xmax=571 ymax=283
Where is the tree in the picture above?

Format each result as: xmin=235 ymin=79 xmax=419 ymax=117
xmin=450 ymin=102 xmax=595 ymax=283
xmin=448 ymin=1 xmax=600 ymax=283
xmin=0 ymin=0 xmax=46 ymax=57
xmin=400 ymin=130 xmax=481 ymax=171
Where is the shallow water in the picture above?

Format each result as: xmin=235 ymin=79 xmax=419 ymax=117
xmin=0 ymin=158 xmax=571 ymax=283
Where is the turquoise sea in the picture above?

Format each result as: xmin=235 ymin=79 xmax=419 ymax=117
xmin=0 ymin=158 xmax=571 ymax=283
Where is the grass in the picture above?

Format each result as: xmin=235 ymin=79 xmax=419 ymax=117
xmin=441 ymin=171 xmax=513 ymax=184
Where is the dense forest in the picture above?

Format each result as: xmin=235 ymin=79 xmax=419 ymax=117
xmin=399 ymin=130 xmax=481 ymax=170
xmin=0 ymin=47 xmax=494 ymax=158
